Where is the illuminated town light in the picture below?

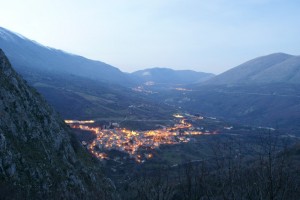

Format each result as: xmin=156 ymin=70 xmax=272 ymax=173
xmin=65 ymin=120 xmax=95 ymax=124
xmin=66 ymin=117 xmax=216 ymax=162
xmin=173 ymin=114 xmax=184 ymax=118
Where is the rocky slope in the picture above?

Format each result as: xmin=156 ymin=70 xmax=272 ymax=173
xmin=0 ymin=49 xmax=117 ymax=199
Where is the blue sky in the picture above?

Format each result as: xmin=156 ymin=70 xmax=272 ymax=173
xmin=0 ymin=0 xmax=300 ymax=74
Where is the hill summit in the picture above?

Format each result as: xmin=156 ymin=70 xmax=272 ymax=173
xmin=205 ymin=53 xmax=300 ymax=85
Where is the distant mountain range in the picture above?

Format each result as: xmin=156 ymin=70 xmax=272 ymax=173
xmin=1 ymin=26 xmax=300 ymax=88
xmin=0 ymin=26 xmax=210 ymax=120
xmin=1 ymin=26 xmax=300 ymax=131
xmin=131 ymin=67 xmax=214 ymax=85
xmin=0 ymin=27 xmax=213 ymax=86
xmin=204 ymin=53 xmax=300 ymax=85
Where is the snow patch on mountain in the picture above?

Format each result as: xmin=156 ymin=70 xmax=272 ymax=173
xmin=142 ymin=71 xmax=151 ymax=76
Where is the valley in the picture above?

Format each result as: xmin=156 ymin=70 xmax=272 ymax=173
xmin=1 ymin=26 xmax=300 ymax=199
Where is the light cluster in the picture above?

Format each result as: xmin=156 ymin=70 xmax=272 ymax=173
xmin=65 ymin=117 xmax=210 ymax=162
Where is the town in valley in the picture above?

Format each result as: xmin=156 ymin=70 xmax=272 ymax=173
xmin=65 ymin=113 xmax=222 ymax=163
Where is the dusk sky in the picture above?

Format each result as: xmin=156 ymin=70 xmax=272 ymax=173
xmin=1 ymin=0 xmax=300 ymax=74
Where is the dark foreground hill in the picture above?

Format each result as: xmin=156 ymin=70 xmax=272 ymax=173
xmin=0 ymin=49 xmax=117 ymax=199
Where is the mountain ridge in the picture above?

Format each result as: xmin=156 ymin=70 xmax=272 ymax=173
xmin=204 ymin=53 xmax=300 ymax=85
xmin=0 ymin=26 xmax=131 ymax=85
xmin=0 ymin=26 xmax=216 ymax=87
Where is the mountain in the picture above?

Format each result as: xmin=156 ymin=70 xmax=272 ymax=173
xmin=0 ymin=26 xmax=131 ymax=85
xmin=131 ymin=67 xmax=215 ymax=85
xmin=0 ymin=27 xmax=175 ymax=121
xmin=205 ymin=53 xmax=300 ymax=85
xmin=0 ymin=49 xmax=117 ymax=199
xmin=157 ymin=53 xmax=300 ymax=130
